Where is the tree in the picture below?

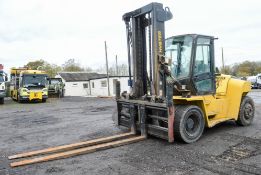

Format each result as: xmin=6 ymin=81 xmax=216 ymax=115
xmin=220 ymin=65 xmax=232 ymax=75
xmin=62 ymin=59 xmax=84 ymax=72
xmin=255 ymin=62 xmax=261 ymax=73
xmin=25 ymin=59 xmax=62 ymax=77
xmin=237 ymin=61 xmax=254 ymax=76
xmin=118 ymin=64 xmax=128 ymax=76
xmin=95 ymin=65 xmax=106 ymax=74
xmin=25 ymin=59 xmax=45 ymax=70
xmin=96 ymin=64 xmax=128 ymax=76
xmin=230 ymin=61 xmax=261 ymax=77
xmin=44 ymin=63 xmax=62 ymax=78
xmin=84 ymin=67 xmax=93 ymax=73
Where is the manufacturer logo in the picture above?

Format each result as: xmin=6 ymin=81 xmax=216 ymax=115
xmin=158 ymin=31 xmax=163 ymax=54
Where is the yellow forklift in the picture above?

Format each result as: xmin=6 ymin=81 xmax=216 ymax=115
xmin=115 ymin=2 xmax=255 ymax=143
xmin=10 ymin=68 xmax=48 ymax=103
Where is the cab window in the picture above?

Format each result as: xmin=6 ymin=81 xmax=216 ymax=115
xmin=194 ymin=37 xmax=214 ymax=93
xmin=194 ymin=38 xmax=211 ymax=75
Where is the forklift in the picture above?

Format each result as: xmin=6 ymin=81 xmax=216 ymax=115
xmin=115 ymin=2 xmax=255 ymax=143
xmin=8 ymin=2 xmax=255 ymax=167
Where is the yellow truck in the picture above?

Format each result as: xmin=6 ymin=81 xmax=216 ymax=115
xmin=10 ymin=68 xmax=48 ymax=102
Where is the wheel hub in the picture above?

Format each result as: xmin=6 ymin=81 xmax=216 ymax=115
xmin=244 ymin=103 xmax=253 ymax=119
xmin=186 ymin=118 xmax=195 ymax=130
xmin=185 ymin=114 xmax=200 ymax=137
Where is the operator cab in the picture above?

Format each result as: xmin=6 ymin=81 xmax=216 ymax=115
xmin=165 ymin=34 xmax=216 ymax=95
xmin=48 ymin=78 xmax=62 ymax=85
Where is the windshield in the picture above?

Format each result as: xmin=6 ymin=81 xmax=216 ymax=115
xmin=50 ymin=79 xmax=60 ymax=84
xmin=22 ymin=74 xmax=47 ymax=88
xmin=165 ymin=36 xmax=193 ymax=79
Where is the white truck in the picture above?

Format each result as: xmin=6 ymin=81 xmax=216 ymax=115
xmin=0 ymin=64 xmax=8 ymax=104
xmin=247 ymin=74 xmax=261 ymax=89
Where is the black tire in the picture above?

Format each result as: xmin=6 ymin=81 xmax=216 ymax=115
xmin=42 ymin=99 xmax=47 ymax=103
xmin=174 ymin=105 xmax=205 ymax=143
xmin=58 ymin=90 xmax=61 ymax=98
xmin=17 ymin=95 xmax=22 ymax=103
xmin=236 ymin=96 xmax=255 ymax=126
xmin=0 ymin=98 xmax=4 ymax=104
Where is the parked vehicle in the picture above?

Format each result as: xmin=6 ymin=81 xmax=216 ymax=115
xmin=10 ymin=68 xmax=48 ymax=102
xmin=247 ymin=74 xmax=261 ymax=89
xmin=47 ymin=78 xmax=65 ymax=97
xmin=0 ymin=64 xmax=8 ymax=104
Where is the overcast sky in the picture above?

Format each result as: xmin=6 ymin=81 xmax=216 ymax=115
xmin=0 ymin=0 xmax=260 ymax=72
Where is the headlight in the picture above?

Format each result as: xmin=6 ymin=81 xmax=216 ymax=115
xmin=21 ymin=88 xmax=29 ymax=93
xmin=42 ymin=88 xmax=48 ymax=92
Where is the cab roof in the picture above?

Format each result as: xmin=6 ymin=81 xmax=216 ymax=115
xmin=11 ymin=68 xmax=47 ymax=75
xmin=166 ymin=34 xmax=215 ymax=40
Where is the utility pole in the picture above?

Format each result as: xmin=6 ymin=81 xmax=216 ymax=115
xmin=222 ymin=47 xmax=225 ymax=71
xmin=104 ymin=41 xmax=110 ymax=96
xmin=115 ymin=55 xmax=119 ymax=76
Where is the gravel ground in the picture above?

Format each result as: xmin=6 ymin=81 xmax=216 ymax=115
xmin=0 ymin=90 xmax=260 ymax=175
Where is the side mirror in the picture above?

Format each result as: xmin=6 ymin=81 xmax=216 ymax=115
xmin=215 ymin=67 xmax=220 ymax=73
xmin=5 ymin=76 xmax=8 ymax=81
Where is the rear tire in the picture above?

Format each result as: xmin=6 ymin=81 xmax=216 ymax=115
xmin=236 ymin=96 xmax=255 ymax=126
xmin=174 ymin=105 xmax=205 ymax=143
xmin=42 ymin=99 xmax=46 ymax=103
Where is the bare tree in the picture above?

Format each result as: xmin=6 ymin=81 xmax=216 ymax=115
xmin=62 ymin=59 xmax=84 ymax=72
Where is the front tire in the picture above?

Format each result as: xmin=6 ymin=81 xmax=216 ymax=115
xmin=236 ymin=96 xmax=255 ymax=126
xmin=58 ymin=90 xmax=61 ymax=98
xmin=61 ymin=90 xmax=64 ymax=97
xmin=0 ymin=98 xmax=4 ymax=104
xmin=17 ymin=95 xmax=22 ymax=103
xmin=174 ymin=105 xmax=205 ymax=143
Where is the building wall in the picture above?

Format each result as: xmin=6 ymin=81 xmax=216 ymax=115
xmin=63 ymin=81 xmax=90 ymax=96
xmin=55 ymin=74 xmax=129 ymax=97
xmin=89 ymin=77 xmax=129 ymax=96
xmin=55 ymin=74 xmax=90 ymax=96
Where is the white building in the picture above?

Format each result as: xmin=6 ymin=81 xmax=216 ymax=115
xmin=56 ymin=72 xmax=130 ymax=97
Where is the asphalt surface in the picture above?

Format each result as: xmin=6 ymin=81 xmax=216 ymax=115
xmin=0 ymin=90 xmax=260 ymax=175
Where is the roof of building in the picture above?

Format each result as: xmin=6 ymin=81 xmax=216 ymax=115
xmin=58 ymin=72 xmax=129 ymax=82
xmin=58 ymin=72 xmax=107 ymax=82
xmin=88 ymin=75 xmax=129 ymax=80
